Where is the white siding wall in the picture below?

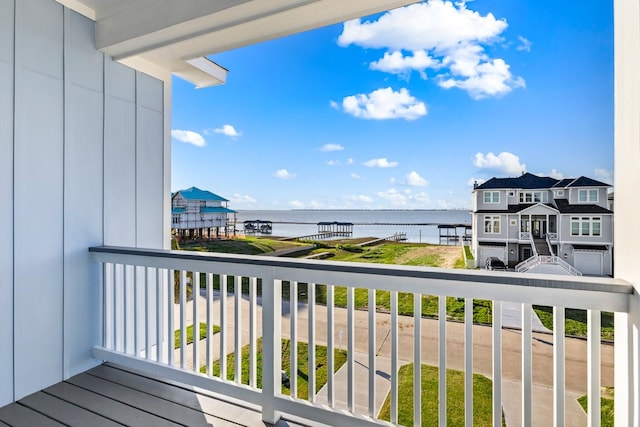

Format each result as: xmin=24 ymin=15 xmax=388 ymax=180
xmin=0 ymin=0 xmax=170 ymax=406
xmin=0 ymin=0 xmax=14 ymax=406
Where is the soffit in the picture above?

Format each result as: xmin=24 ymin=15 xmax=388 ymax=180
xmin=56 ymin=0 xmax=420 ymax=87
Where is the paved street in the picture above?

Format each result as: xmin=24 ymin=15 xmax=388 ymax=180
xmin=173 ymin=290 xmax=612 ymax=426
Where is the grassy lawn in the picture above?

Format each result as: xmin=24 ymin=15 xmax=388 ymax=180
xmin=577 ymin=388 xmax=614 ymax=427
xmin=533 ymin=306 xmax=614 ymax=340
xmin=379 ymin=364 xmax=503 ymax=426
xmin=179 ymin=237 xmax=307 ymax=255
xmin=324 ymin=243 xmax=444 ymax=265
xmin=174 ymin=323 xmax=220 ymax=348
xmin=203 ymin=338 xmax=347 ymax=399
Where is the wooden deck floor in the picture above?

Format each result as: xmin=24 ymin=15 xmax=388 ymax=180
xmin=0 ymin=364 xmax=314 ymax=427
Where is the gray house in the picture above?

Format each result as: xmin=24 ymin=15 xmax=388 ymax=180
xmin=472 ymin=173 xmax=613 ymax=275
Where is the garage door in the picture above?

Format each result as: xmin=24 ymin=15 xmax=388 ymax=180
xmin=479 ymin=246 xmax=506 ymax=266
xmin=574 ymin=251 xmax=603 ymax=276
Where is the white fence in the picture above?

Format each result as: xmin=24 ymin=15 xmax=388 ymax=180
xmin=90 ymin=246 xmax=633 ymax=427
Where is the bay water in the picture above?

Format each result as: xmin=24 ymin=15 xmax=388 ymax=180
xmin=234 ymin=210 xmax=471 ymax=244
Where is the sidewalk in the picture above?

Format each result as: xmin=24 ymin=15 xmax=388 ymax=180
xmin=315 ymin=352 xmax=403 ymax=417
xmin=173 ymin=291 xmax=605 ymax=426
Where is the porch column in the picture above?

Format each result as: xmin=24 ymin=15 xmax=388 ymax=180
xmin=614 ymin=0 xmax=640 ymax=424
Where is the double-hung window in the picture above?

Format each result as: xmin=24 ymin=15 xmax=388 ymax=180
xmin=519 ymin=191 xmax=549 ymax=203
xmin=483 ymin=191 xmax=500 ymax=204
xmin=484 ymin=215 xmax=500 ymax=234
xmin=571 ymin=216 xmax=602 ymax=236
xmin=578 ymin=189 xmax=598 ymax=202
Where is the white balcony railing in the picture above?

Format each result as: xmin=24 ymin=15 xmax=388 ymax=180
xmin=90 ymin=246 xmax=633 ymax=427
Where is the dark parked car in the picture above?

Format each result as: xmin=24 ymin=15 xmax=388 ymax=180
xmin=485 ymin=257 xmax=507 ymax=271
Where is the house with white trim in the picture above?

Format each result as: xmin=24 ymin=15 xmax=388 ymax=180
xmin=171 ymin=187 xmax=236 ymax=239
xmin=472 ymin=173 xmax=613 ymax=276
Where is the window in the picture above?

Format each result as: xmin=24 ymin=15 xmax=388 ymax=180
xmin=508 ymin=191 xmax=515 ymax=197
xmin=484 ymin=215 xmax=500 ymax=234
xmin=519 ymin=191 xmax=549 ymax=203
xmin=578 ymin=189 xmax=598 ymax=202
xmin=483 ymin=191 xmax=500 ymax=204
xmin=571 ymin=217 xmax=602 ymax=236
xmin=557 ymin=190 xmax=564 ymax=197
xmin=510 ymin=219 xmax=517 ymax=226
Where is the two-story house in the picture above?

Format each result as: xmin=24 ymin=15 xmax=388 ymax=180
xmin=172 ymin=187 xmax=236 ymax=239
xmin=472 ymin=173 xmax=613 ymax=276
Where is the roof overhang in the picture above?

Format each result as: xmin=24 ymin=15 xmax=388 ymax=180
xmin=56 ymin=0 xmax=420 ymax=88
xmin=517 ymin=203 xmax=559 ymax=215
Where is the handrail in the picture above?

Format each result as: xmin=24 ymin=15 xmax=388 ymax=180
xmin=89 ymin=245 xmax=629 ymax=426
xmin=515 ymin=255 xmax=582 ymax=276
xmin=545 ymin=233 xmax=555 ymax=256
xmin=529 ymin=233 xmax=538 ymax=257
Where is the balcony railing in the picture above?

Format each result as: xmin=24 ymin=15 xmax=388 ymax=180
xmin=89 ymin=246 xmax=633 ymax=427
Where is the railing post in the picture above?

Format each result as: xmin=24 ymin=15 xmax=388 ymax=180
xmin=614 ymin=306 xmax=638 ymax=427
xmin=262 ymin=270 xmax=282 ymax=424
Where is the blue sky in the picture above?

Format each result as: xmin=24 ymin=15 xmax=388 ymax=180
xmin=171 ymin=0 xmax=613 ymax=210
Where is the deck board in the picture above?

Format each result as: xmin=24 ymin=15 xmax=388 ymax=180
xmin=68 ymin=373 xmax=221 ymax=427
xmin=45 ymin=381 xmax=181 ymax=426
xmin=88 ymin=364 xmax=266 ymax=427
xmin=0 ymin=402 xmax=66 ymax=427
xmin=19 ymin=391 xmax=122 ymax=427
xmin=0 ymin=364 xmax=316 ymax=427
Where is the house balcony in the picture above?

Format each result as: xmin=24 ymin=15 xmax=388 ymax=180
xmin=2 ymin=245 xmax=631 ymax=426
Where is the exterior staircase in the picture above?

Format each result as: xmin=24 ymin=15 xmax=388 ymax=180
xmin=533 ymin=238 xmax=551 ymax=256
xmin=515 ymin=235 xmax=581 ymax=275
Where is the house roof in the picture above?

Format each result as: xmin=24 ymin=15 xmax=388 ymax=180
xmin=174 ymin=187 xmax=229 ymax=202
xmin=200 ymin=207 xmax=236 ymax=214
xmin=554 ymin=199 xmax=612 ymax=214
xmin=564 ymin=176 xmax=611 ymax=188
xmin=476 ymin=173 xmax=611 ymax=191
xmin=171 ymin=207 xmax=186 ymax=214
xmin=475 ymin=203 xmax=556 ymax=214
xmin=475 ymin=173 xmax=559 ymax=190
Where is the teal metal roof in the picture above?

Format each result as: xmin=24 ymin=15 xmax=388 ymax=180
xmin=174 ymin=187 xmax=229 ymax=202
xmin=172 ymin=207 xmax=186 ymax=214
xmin=200 ymin=207 xmax=237 ymax=214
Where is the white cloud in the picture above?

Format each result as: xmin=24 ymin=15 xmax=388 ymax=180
xmin=344 ymin=194 xmax=374 ymax=203
xmin=329 ymin=100 xmax=340 ymax=110
xmin=338 ymin=0 xmax=525 ymax=99
xmin=275 ymin=169 xmax=296 ymax=179
xmin=347 ymin=158 xmax=354 ymax=165
xmin=214 ymin=124 xmax=241 ymax=138
xmin=376 ymin=188 xmax=408 ymax=206
xmin=363 ymin=158 xmax=399 ymax=168
xmin=467 ymin=177 xmax=486 ymax=187
xmin=438 ymin=54 xmax=525 ymax=100
xmin=171 ymin=129 xmax=206 ymax=147
xmin=230 ymin=193 xmax=257 ymax=204
xmin=342 ymin=87 xmax=427 ymax=120
xmin=412 ymin=192 xmax=431 ymax=203
xmin=350 ymin=173 xmax=363 ymax=180
xmin=370 ymin=50 xmax=441 ymax=79
xmin=406 ymin=171 xmax=428 ymax=187
xmin=376 ymin=188 xmax=431 ymax=207
xmin=327 ymin=160 xmax=339 ymax=166
xmin=595 ymin=168 xmax=614 ymax=184
xmin=289 ymin=200 xmax=305 ymax=209
xmin=540 ymin=169 xmax=564 ymax=180
xmin=321 ymin=143 xmax=344 ymax=152
xmin=473 ymin=152 xmax=526 ymax=175
xmin=517 ymin=36 xmax=532 ymax=52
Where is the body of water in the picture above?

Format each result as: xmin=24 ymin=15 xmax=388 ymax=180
xmin=233 ymin=210 xmax=472 ymax=244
